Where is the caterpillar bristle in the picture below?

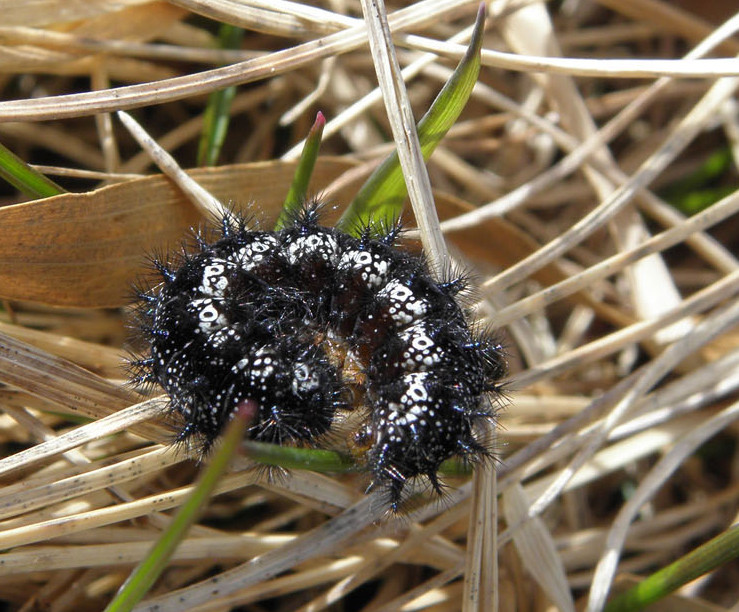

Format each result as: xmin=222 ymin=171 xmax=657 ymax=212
xmin=438 ymin=275 xmax=469 ymax=297
xmin=124 ymin=354 xmax=159 ymax=390
xmin=152 ymin=259 xmax=177 ymax=283
xmin=134 ymin=287 xmax=158 ymax=304
xmin=192 ymin=228 xmax=208 ymax=250
xmin=376 ymin=218 xmax=404 ymax=247
xmin=455 ymin=435 xmax=492 ymax=461
xmin=139 ymin=324 xmax=169 ymax=339
xmin=219 ymin=209 xmax=236 ymax=237
xmin=287 ymin=196 xmax=325 ymax=232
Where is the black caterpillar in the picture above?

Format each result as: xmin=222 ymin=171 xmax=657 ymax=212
xmin=131 ymin=201 xmax=505 ymax=511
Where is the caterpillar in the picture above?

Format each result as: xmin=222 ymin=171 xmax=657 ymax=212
xmin=131 ymin=201 xmax=505 ymax=511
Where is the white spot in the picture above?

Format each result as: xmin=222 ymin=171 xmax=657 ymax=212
xmin=378 ymin=281 xmax=428 ymax=324
xmin=404 ymin=380 xmax=428 ymax=403
xmin=293 ymin=362 xmax=320 ymax=393
xmin=231 ymin=235 xmax=278 ymax=270
xmin=191 ymin=298 xmax=227 ymax=333
xmin=286 ymin=232 xmax=338 ymax=265
xmin=412 ymin=335 xmax=434 ymax=351
xmin=233 ymin=358 xmax=249 ymax=371
xmin=201 ymin=262 xmax=228 ymax=296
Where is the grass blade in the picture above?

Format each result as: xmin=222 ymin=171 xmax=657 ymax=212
xmin=604 ymin=523 xmax=739 ymax=612
xmin=0 ymin=140 xmax=64 ymax=199
xmin=242 ymin=441 xmax=471 ymax=476
xmin=336 ymin=4 xmax=485 ymax=233
xmin=196 ymin=23 xmax=245 ymax=167
xmin=243 ymin=438 xmax=355 ymax=473
xmin=275 ymin=111 xmax=326 ymax=229
xmin=104 ymin=401 xmax=256 ymax=612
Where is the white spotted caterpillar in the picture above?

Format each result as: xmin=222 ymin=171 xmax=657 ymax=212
xmin=131 ymin=201 xmax=505 ymax=511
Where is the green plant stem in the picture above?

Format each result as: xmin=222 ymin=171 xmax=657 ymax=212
xmin=104 ymin=401 xmax=255 ymax=612
xmin=336 ymin=3 xmax=485 ymax=233
xmin=275 ymin=111 xmax=326 ymax=229
xmin=0 ymin=141 xmax=63 ymax=198
xmin=605 ymin=523 xmax=739 ymax=611
xmin=243 ymin=438 xmax=355 ymax=472
xmin=197 ymin=23 xmax=244 ymax=167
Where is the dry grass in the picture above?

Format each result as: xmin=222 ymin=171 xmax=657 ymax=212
xmin=0 ymin=1 xmax=738 ymax=611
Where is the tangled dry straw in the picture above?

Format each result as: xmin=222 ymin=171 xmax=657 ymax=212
xmin=0 ymin=1 xmax=737 ymax=610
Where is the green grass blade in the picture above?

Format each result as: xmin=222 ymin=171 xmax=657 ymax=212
xmin=275 ymin=111 xmax=326 ymax=230
xmin=661 ymin=148 xmax=733 ymax=215
xmin=243 ymin=438 xmax=355 ymax=473
xmin=0 ymin=140 xmax=64 ymax=199
xmin=604 ymin=523 xmax=739 ymax=612
xmin=241 ymin=442 xmax=471 ymax=477
xmin=196 ymin=23 xmax=244 ymax=167
xmin=336 ymin=4 xmax=485 ymax=233
xmin=104 ymin=401 xmax=256 ymax=612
